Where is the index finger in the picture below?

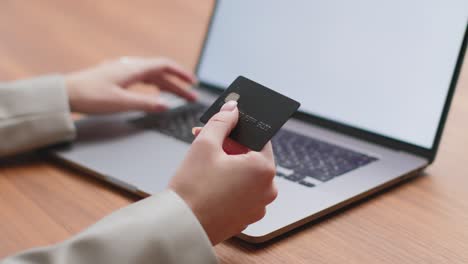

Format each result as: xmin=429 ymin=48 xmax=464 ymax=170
xmin=146 ymin=58 xmax=197 ymax=84
xmin=244 ymin=141 xmax=275 ymax=164
xmin=154 ymin=76 xmax=198 ymax=101
xmin=160 ymin=62 xmax=197 ymax=84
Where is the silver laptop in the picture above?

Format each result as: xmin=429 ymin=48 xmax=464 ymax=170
xmin=53 ymin=0 xmax=468 ymax=243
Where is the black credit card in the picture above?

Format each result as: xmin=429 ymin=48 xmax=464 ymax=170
xmin=200 ymin=76 xmax=300 ymax=151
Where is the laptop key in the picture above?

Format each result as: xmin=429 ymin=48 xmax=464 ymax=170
xmin=298 ymin=180 xmax=315 ymax=188
xmin=284 ymin=173 xmax=306 ymax=182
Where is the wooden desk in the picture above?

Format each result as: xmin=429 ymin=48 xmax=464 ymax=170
xmin=1 ymin=1 xmax=467 ymax=263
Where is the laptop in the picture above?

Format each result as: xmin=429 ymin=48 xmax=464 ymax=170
xmin=53 ymin=0 xmax=468 ymax=243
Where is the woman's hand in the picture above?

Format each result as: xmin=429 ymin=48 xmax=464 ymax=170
xmin=169 ymin=101 xmax=278 ymax=245
xmin=65 ymin=57 xmax=197 ymax=114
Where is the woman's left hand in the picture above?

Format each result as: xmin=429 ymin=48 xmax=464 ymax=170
xmin=65 ymin=57 xmax=197 ymax=114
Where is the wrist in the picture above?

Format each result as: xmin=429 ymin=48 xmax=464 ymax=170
xmin=65 ymin=74 xmax=79 ymax=112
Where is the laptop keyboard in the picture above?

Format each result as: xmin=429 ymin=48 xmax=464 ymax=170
xmin=272 ymin=129 xmax=377 ymax=187
xmin=130 ymin=102 xmax=207 ymax=143
xmin=131 ymin=102 xmax=378 ymax=188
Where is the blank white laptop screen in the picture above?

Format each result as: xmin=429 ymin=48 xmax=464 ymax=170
xmin=197 ymin=0 xmax=468 ymax=149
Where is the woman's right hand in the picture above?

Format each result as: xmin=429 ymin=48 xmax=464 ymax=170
xmin=168 ymin=100 xmax=278 ymax=245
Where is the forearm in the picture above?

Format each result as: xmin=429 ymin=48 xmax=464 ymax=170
xmin=0 ymin=75 xmax=76 ymax=157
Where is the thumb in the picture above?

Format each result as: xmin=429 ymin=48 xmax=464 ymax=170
xmin=119 ymin=90 xmax=169 ymax=112
xmin=197 ymin=101 xmax=239 ymax=147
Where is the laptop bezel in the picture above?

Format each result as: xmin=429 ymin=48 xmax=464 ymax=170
xmin=194 ymin=0 xmax=468 ymax=163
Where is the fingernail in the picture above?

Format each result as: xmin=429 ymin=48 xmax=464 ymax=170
xmin=220 ymin=100 xmax=238 ymax=112
xmin=191 ymin=127 xmax=198 ymax=135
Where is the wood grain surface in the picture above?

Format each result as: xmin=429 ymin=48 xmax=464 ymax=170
xmin=1 ymin=1 xmax=467 ymax=263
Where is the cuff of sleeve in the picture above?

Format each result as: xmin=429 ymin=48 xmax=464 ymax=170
xmin=0 ymin=75 xmax=76 ymax=156
xmin=79 ymin=190 xmax=218 ymax=264
xmin=134 ymin=191 xmax=218 ymax=263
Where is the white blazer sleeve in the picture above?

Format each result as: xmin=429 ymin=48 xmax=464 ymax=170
xmin=0 ymin=76 xmax=218 ymax=263
xmin=1 ymin=190 xmax=218 ymax=264
xmin=0 ymin=75 xmax=76 ymax=157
